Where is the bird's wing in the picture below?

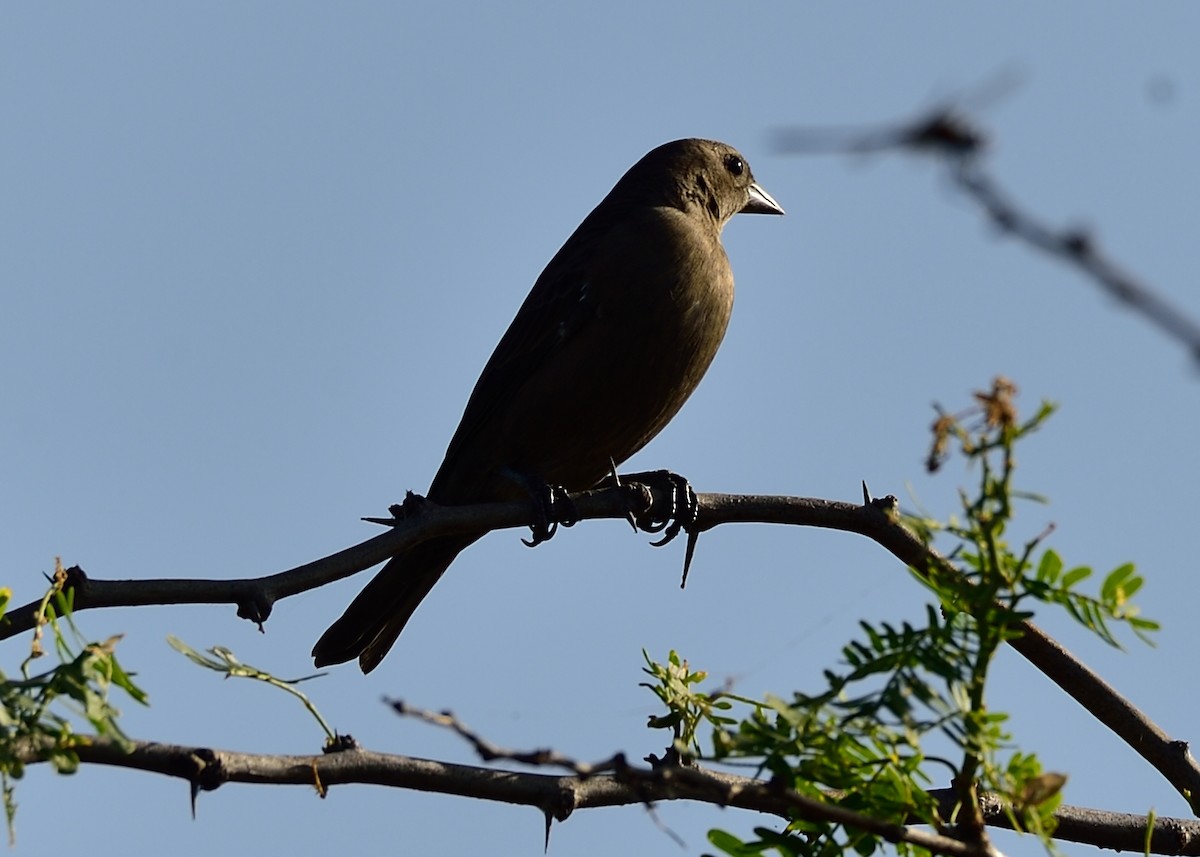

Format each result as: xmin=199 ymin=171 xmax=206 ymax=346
xmin=430 ymin=217 xmax=607 ymax=496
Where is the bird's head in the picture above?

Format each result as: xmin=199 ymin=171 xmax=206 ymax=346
xmin=619 ymin=138 xmax=784 ymax=226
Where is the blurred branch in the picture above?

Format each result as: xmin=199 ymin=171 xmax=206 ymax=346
xmin=7 ymin=485 xmax=1199 ymax=807
xmin=774 ymin=104 xmax=1200 ymax=365
xmin=18 ymin=731 xmax=1199 ymax=854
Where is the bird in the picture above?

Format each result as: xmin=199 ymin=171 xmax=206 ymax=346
xmin=312 ymin=138 xmax=783 ymax=672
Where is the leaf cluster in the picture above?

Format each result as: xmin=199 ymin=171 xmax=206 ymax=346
xmin=642 ymin=380 xmax=1155 ymax=857
xmin=0 ymin=571 xmax=146 ymax=843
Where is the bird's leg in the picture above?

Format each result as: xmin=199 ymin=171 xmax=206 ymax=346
xmin=605 ymin=458 xmax=640 ymax=531
xmin=504 ymin=472 xmax=580 ymax=548
xmin=610 ymin=470 xmax=699 ymax=547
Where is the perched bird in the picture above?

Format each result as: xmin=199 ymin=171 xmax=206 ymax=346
xmin=313 ymin=138 xmax=783 ymax=672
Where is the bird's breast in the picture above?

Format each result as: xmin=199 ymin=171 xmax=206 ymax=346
xmin=515 ymin=215 xmax=733 ymax=484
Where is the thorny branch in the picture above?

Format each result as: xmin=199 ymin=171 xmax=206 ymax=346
xmin=13 ymin=731 xmax=1200 ymax=855
xmin=7 ymin=485 xmax=1200 ymax=812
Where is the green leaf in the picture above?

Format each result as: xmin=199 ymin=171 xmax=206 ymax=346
xmin=1061 ymin=566 xmax=1092 ymax=588
xmin=1035 ymin=550 xmax=1062 ymax=584
xmin=1101 ymin=563 xmax=1135 ymax=602
xmin=707 ymin=828 xmax=760 ymax=856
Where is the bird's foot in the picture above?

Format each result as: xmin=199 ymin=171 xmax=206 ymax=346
xmin=521 ymin=482 xmax=580 ymax=547
xmin=611 ymin=470 xmax=698 ymax=547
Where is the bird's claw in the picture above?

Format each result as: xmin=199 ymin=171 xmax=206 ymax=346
xmin=619 ymin=470 xmax=699 ymax=547
xmin=522 ymin=483 xmax=579 ymax=547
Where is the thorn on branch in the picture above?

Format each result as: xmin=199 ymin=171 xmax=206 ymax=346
xmin=235 ymin=593 xmax=273 ymax=628
xmin=322 ymin=733 xmax=360 ymax=754
xmin=680 ymin=530 xmax=699 ymax=590
xmin=364 ymin=490 xmax=428 ymax=527
xmin=861 ymin=482 xmax=899 ymax=517
xmin=186 ymin=747 xmax=225 ymax=817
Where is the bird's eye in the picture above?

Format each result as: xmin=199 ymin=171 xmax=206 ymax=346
xmin=724 ymin=154 xmax=745 ymax=176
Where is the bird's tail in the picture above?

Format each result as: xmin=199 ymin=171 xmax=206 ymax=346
xmin=312 ymin=534 xmax=479 ymax=673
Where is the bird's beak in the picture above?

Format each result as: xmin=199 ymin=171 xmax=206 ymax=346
xmin=742 ymin=183 xmax=785 ymax=216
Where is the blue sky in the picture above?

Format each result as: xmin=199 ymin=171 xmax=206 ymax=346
xmin=3 ymin=4 xmax=1199 ymax=855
